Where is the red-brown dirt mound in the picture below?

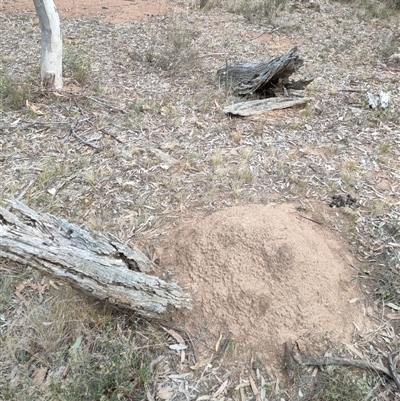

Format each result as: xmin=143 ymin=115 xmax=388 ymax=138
xmin=159 ymin=203 xmax=370 ymax=374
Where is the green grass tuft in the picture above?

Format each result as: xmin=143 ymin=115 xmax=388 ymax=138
xmin=316 ymin=366 xmax=371 ymax=400
xmin=0 ymin=71 xmax=31 ymax=110
xmin=63 ymin=44 xmax=92 ymax=85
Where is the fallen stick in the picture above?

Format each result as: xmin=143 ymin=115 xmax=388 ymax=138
xmin=290 ymin=341 xmax=393 ymax=378
xmin=388 ymin=352 xmax=400 ymax=392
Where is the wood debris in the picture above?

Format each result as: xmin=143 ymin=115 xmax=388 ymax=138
xmin=223 ymin=96 xmax=312 ymax=116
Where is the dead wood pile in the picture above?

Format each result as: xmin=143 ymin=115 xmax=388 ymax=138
xmin=217 ymin=47 xmax=313 ymax=116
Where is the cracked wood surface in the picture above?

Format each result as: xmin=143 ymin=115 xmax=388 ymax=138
xmin=217 ymin=46 xmax=311 ymax=96
xmin=0 ymin=199 xmax=192 ymax=318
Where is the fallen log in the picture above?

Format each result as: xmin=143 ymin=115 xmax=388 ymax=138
xmin=217 ymin=47 xmax=313 ymax=96
xmin=223 ymin=96 xmax=312 ymax=116
xmin=0 ymin=199 xmax=192 ymax=318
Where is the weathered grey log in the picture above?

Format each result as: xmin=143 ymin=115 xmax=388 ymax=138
xmin=223 ymin=97 xmax=312 ymax=116
xmin=0 ymin=199 xmax=192 ymax=318
xmin=217 ymin=47 xmax=313 ymax=96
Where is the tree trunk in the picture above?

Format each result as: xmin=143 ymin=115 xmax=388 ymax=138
xmin=0 ymin=200 xmax=192 ymax=318
xmin=33 ymin=0 xmax=63 ymax=89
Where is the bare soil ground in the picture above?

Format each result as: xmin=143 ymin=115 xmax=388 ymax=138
xmin=1 ymin=0 xmax=400 ymax=399
xmin=160 ymin=203 xmax=371 ymax=378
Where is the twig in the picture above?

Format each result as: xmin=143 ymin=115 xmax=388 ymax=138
xmin=196 ymin=52 xmax=225 ymax=58
xmin=224 ymin=58 xmax=228 ymax=98
xmin=251 ymin=31 xmax=268 ymax=41
xmin=5 ymin=120 xmax=70 ymax=130
xmin=388 ymin=352 xmax=400 ymax=392
xmin=297 ymin=213 xmax=323 ymax=225
xmin=364 ymin=183 xmax=385 ymax=199
xmin=157 ymin=321 xmax=197 ymax=364
xmin=70 ymin=130 xmax=104 ymax=151
xmin=339 ymin=89 xmax=364 ymax=93
xmin=70 ymin=122 xmax=104 ymax=151
xmin=5 ymin=179 xmax=37 ymax=211
xmin=51 ymin=89 xmax=126 ymax=113
xmin=189 ymin=355 xmax=214 ymax=396
xmin=183 ymin=328 xmax=197 ymax=364
xmin=291 ymin=342 xmax=391 ymax=377
xmin=83 ymin=95 xmax=127 ymax=114
xmin=16 ymin=179 xmax=36 ymax=202
xmin=100 ymin=128 xmax=124 ymax=144
xmin=218 ymin=330 xmax=233 ymax=357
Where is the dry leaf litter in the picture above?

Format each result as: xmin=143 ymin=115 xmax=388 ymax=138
xmin=1 ymin=0 xmax=400 ymax=399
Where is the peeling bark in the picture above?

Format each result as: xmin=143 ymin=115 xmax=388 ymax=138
xmin=0 ymin=200 xmax=192 ymax=318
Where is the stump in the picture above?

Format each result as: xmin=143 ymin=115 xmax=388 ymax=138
xmin=217 ymin=46 xmax=313 ymax=97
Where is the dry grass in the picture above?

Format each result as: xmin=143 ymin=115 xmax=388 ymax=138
xmin=0 ymin=262 xmax=171 ymax=401
xmin=1 ymin=0 xmax=400 ymax=399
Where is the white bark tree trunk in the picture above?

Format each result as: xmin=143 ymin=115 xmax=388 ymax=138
xmin=33 ymin=0 xmax=63 ymax=89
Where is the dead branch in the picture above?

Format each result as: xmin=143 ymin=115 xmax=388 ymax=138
xmin=290 ymin=342 xmax=391 ymax=377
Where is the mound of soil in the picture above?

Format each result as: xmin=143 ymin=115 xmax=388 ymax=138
xmin=159 ymin=204 xmax=370 ymax=374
